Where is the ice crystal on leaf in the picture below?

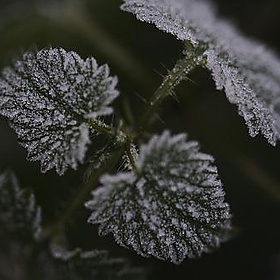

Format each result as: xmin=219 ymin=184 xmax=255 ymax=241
xmin=86 ymin=131 xmax=232 ymax=264
xmin=0 ymin=48 xmax=119 ymax=175
xmin=121 ymin=0 xmax=280 ymax=145
xmin=0 ymin=170 xmax=41 ymax=238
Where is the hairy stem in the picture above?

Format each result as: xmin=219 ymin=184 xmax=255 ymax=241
xmin=88 ymin=119 xmax=116 ymax=136
xmin=138 ymin=51 xmax=203 ymax=130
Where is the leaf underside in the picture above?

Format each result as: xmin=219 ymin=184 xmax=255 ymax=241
xmin=86 ymin=131 xmax=232 ymax=264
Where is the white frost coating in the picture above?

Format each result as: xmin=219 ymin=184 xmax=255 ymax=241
xmin=86 ymin=131 xmax=232 ymax=264
xmin=0 ymin=48 xmax=119 ymax=175
xmin=121 ymin=0 xmax=280 ymax=145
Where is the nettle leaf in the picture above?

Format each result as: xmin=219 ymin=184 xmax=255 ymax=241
xmin=0 ymin=47 xmax=119 ymax=175
xmin=0 ymin=170 xmax=41 ymax=238
xmin=86 ymin=131 xmax=232 ymax=264
xmin=51 ymin=247 xmax=147 ymax=280
xmin=121 ymin=0 xmax=280 ymax=145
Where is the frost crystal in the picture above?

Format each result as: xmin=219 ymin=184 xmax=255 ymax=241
xmin=0 ymin=170 xmax=41 ymax=238
xmin=121 ymin=0 xmax=280 ymax=145
xmin=86 ymin=131 xmax=232 ymax=264
xmin=0 ymin=48 xmax=119 ymax=175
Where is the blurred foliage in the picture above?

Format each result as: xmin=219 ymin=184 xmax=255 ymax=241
xmin=0 ymin=0 xmax=280 ymax=279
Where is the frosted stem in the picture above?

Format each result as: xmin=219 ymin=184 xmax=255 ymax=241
xmin=88 ymin=119 xmax=116 ymax=136
xmin=138 ymin=50 xmax=204 ymax=130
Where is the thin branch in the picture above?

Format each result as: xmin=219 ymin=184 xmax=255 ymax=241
xmin=87 ymin=119 xmax=116 ymax=136
xmin=137 ymin=50 xmax=204 ymax=130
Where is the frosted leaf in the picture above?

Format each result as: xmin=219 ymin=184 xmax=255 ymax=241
xmin=59 ymin=248 xmax=147 ymax=280
xmin=49 ymin=231 xmax=107 ymax=261
xmin=86 ymin=131 xmax=232 ymax=264
xmin=0 ymin=170 xmax=41 ymax=238
xmin=49 ymin=232 xmax=147 ymax=280
xmin=0 ymin=47 xmax=119 ymax=174
xmin=121 ymin=0 xmax=215 ymax=44
xmin=205 ymin=50 xmax=280 ymax=144
xmin=121 ymin=0 xmax=280 ymax=145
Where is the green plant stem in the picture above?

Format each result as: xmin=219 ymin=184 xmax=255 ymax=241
xmin=138 ymin=52 xmax=203 ymax=130
xmin=88 ymin=119 xmax=116 ymax=136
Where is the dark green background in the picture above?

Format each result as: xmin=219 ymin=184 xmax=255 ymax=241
xmin=0 ymin=0 xmax=280 ymax=279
